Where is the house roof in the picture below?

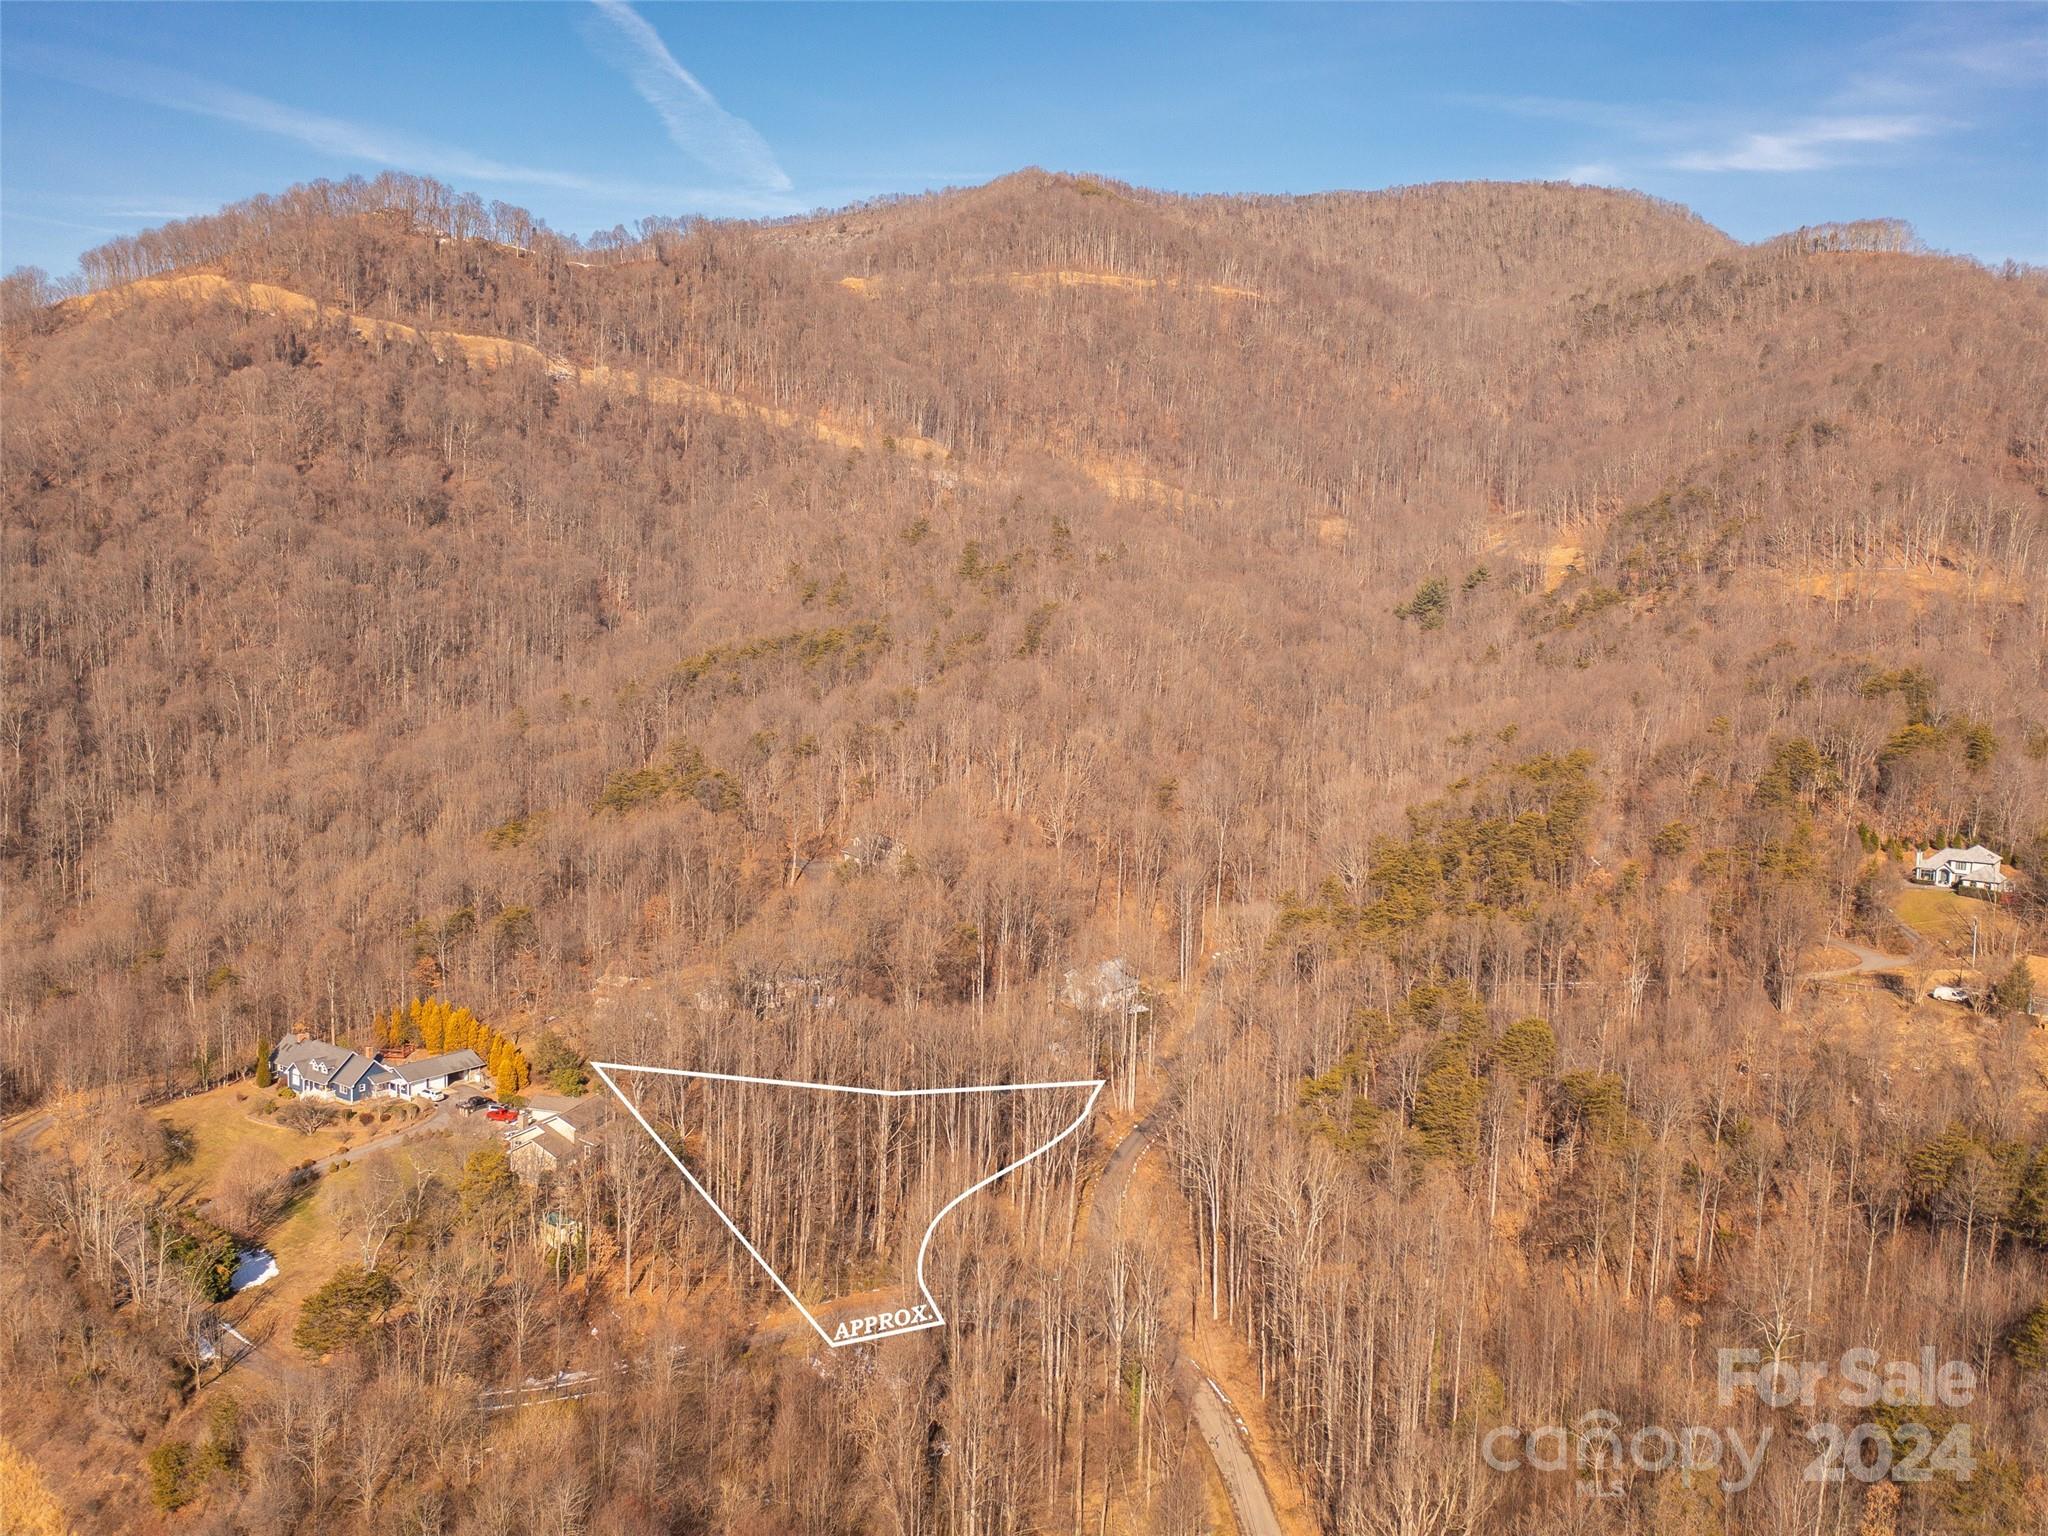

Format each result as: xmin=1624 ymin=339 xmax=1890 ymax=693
xmin=330 ymin=1055 xmax=380 ymax=1093
xmin=1916 ymin=845 xmax=2002 ymax=867
xmin=524 ymin=1095 xmax=613 ymax=1148
xmin=275 ymin=1038 xmax=341 ymax=1071
xmin=509 ymin=1127 xmax=589 ymax=1171
xmin=392 ymin=1048 xmax=486 ymax=1083
xmin=555 ymin=1095 xmax=612 ymax=1130
xmin=274 ymin=1039 xmax=373 ymax=1089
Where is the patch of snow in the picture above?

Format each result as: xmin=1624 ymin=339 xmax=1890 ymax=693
xmin=230 ymin=1246 xmax=279 ymax=1294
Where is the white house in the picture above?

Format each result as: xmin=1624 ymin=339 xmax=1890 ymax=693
xmin=1910 ymin=845 xmax=2014 ymax=897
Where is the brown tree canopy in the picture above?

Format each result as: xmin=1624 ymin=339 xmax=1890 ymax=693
xmin=2 ymin=172 xmax=2044 ymax=1536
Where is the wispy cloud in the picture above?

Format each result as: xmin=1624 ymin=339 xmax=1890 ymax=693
xmin=12 ymin=42 xmax=800 ymax=214
xmin=0 ymin=207 xmax=125 ymax=236
xmin=1481 ymin=93 xmax=1952 ymax=177
xmin=1849 ymin=12 xmax=2048 ymax=98
xmin=1671 ymin=114 xmax=1945 ymax=174
xmin=1474 ymin=10 xmax=2042 ymax=189
xmin=583 ymin=0 xmax=791 ymax=192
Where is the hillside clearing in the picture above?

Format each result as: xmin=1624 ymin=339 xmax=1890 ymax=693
xmin=152 ymin=1084 xmax=371 ymax=1205
xmin=1893 ymin=884 xmax=1993 ymax=948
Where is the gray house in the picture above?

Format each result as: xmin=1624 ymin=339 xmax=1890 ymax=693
xmin=273 ymin=1040 xmax=397 ymax=1103
xmin=389 ymin=1048 xmax=487 ymax=1098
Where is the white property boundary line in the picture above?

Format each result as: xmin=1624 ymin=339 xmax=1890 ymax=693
xmin=590 ymin=1064 xmax=1106 ymax=1348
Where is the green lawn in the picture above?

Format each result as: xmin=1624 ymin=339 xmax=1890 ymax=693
xmin=1893 ymin=885 xmax=1975 ymax=946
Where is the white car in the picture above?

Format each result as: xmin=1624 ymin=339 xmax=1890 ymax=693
xmin=418 ymin=1088 xmax=447 ymax=1102
xmin=1929 ymin=985 xmax=1971 ymax=1004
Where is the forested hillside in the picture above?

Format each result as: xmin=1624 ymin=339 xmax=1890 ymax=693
xmin=3 ymin=170 xmax=2045 ymax=1536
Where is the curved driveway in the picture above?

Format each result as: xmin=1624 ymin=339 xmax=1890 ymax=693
xmin=1800 ymin=938 xmax=1915 ymax=980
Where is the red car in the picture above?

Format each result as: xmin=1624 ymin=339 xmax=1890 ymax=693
xmin=486 ymin=1108 xmax=520 ymax=1124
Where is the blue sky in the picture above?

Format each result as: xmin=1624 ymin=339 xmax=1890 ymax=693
xmin=3 ymin=2 xmax=2044 ymax=276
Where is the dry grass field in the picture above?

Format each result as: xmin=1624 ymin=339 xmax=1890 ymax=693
xmin=152 ymin=1083 xmax=373 ymax=1205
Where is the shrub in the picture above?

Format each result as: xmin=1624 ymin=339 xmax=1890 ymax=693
xmin=1559 ymin=1072 xmax=1631 ymax=1148
xmin=1411 ymin=1062 xmax=1485 ymax=1162
xmin=211 ymin=1143 xmax=289 ymax=1236
xmin=1991 ymin=959 xmax=2036 ymax=1016
xmin=1494 ymin=1016 xmax=1555 ymax=1083
xmin=530 ymin=1030 xmax=589 ymax=1095
xmin=159 ymin=1211 xmax=239 ymax=1302
xmin=1395 ymin=576 xmax=1452 ymax=629
xmin=277 ymin=1097 xmax=332 ymax=1134
xmin=293 ymin=1266 xmax=397 ymax=1356
xmin=2009 ymin=1300 xmax=2048 ymax=1373
xmin=146 ymin=1440 xmax=192 ymax=1511
xmin=196 ymin=1394 xmax=242 ymax=1477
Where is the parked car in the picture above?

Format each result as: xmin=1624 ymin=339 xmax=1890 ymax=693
xmin=1929 ymin=985 xmax=1971 ymax=1004
xmin=419 ymin=1088 xmax=447 ymax=1102
xmin=485 ymin=1108 xmax=520 ymax=1124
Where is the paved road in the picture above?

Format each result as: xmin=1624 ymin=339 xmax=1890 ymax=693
xmin=0 ymin=1105 xmax=55 ymax=1163
xmin=304 ymin=1096 xmax=471 ymax=1173
xmin=1800 ymin=937 xmax=1916 ymax=980
xmin=1180 ymin=1364 xmax=1283 ymax=1536
xmin=1085 ymin=1085 xmax=1284 ymax=1536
